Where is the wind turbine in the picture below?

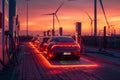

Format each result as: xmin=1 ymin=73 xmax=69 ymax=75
xmin=85 ymin=12 xmax=94 ymax=36
xmin=99 ymin=0 xmax=110 ymax=35
xmin=43 ymin=2 xmax=64 ymax=36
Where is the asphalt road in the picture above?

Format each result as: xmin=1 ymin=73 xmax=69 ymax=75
xmin=0 ymin=42 xmax=120 ymax=80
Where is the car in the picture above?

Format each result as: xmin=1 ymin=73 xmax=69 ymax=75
xmin=31 ymin=35 xmax=40 ymax=48
xmin=38 ymin=36 xmax=52 ymax=52
xmin=46 ymin=36 xmax=81 ymax=60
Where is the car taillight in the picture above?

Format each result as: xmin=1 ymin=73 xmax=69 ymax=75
xmin=50 ymin=44 xmax=80 ymax=50
xmin=76 ymin=43 xmax=80 ymax=49
xmin=51 ymin=45 xmax=58 ymax=50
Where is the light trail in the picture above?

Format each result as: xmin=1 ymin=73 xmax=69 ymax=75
xmin=29 ymin=42 xmax=99 ymax=68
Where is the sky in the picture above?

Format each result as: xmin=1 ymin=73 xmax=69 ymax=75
xmin=0 ymin=0 xmax=120 ymax=36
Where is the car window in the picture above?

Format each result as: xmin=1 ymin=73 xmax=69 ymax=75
xmin=43 ymin=37 xmax=49 ymax=43
xmin=50 ymin=39 xmax=54 ymax=42
xmin=54 ymin=37 xmax=74 ymax=42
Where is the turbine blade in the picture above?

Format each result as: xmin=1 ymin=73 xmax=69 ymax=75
xmin=42 ymin=13 xmax=53 ymax=15
xmin=85 ymin=11 xmax=93 ymax=21
xmin=55 ymin=2 xmax=64 ymax=14
xmin=55 ymin=14 xmax=61 ymax=26
xmin=99 ymin=0 xmax=110 ymax=28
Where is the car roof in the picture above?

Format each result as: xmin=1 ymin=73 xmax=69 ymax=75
xmin=51 ymin=36 xmax=75 ymax=42
xmin=52 ymin=36 xmax=72 ymax=38
xmin=40 ymin=36 xmax=72 ymax=39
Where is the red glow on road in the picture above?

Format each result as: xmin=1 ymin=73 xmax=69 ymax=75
xmin=47 ymin=70 xmax=64 ymax=74
xmin=29 ymin=42 xmax=98 ymax=68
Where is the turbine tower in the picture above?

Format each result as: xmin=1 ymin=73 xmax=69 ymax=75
xmin=85 ymin=12 xmax=94 ymax=36
xmin=43 ymin=2 xmax=64 ymax=36
xmin=94 ymin=0 xmax=97 ymax=37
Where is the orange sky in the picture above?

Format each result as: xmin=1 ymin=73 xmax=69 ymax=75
xmin=1 ymin=0 xmax=120 ymax=35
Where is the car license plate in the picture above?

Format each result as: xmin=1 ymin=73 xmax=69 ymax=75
xmin=63 ymin=52 xmax=71 ymax=55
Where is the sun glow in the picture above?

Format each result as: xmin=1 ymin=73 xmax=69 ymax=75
xmin=21 ymin=21 xmax=36 ymax=26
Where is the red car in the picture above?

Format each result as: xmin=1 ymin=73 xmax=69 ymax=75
xmin=46 ymin=36 xmax=81 ymax=60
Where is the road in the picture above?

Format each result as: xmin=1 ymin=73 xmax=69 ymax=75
xmin=13 ymin=42 xmax=120 ymax=80
xmin=15 ymin=42 xmax=120 ymax=80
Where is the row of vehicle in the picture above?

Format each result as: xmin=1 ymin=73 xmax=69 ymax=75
xmin=32 ymin=36 xmax=81 ymax=60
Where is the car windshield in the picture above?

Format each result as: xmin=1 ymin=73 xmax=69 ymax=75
xmin=54 ymin=37 xmax=74 ymax=42
xmin=43 ymin=37 xmax=50 ymax=42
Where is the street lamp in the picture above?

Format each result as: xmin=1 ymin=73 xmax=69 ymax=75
xmin=26 ymin=0 xmax=30 ymax=37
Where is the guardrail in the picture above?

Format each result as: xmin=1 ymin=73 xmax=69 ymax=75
xmin=82 ymin=36 xmax=120 ymax=50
